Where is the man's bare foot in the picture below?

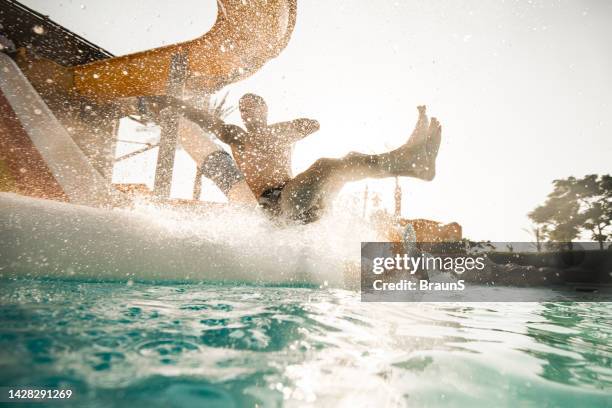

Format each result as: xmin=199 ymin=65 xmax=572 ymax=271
xmin=386 ymin=106 xmax=442 ymax=180
xmin=406 ymin=105 xmax=429 ymax=148
xmin=422 ymin=117 xmax=442 ymax=180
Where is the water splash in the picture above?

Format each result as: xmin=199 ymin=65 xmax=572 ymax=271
xmin=0 ymin=193 xmax=379 ymax=286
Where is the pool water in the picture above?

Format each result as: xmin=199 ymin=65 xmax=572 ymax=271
xmin=0 ymin=279 xmax=610 ymax=407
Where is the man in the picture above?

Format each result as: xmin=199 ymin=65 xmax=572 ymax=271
xmin=165 ymin=93 xmax=441 ymax=223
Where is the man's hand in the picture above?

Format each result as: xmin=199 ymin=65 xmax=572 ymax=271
xmin=268 ymin=118 xmax=320 ymax=144
xmin=292 ymin=118 xmax=320 ymax=136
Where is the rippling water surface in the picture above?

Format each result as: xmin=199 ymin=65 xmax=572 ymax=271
xmin=0 ymin=280 xmax=610 ymax=407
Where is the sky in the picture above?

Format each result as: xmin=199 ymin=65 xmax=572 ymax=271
xmin=21 ymin=0 xmax=612 ymax=241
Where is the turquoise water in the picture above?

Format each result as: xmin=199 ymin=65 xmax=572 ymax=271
xmin=0 ymin=280 xmax=610 ymax=407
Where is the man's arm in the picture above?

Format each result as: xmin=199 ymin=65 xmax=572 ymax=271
xmin=147 ymin=96 xmax=247 ymax=145
xmin=268 ymin=118 xmax=320 ymax=143
xmin=176 ymin=104 xmax=246 ymax=145
xmin=213 ymin=124 xmax=247 ymax=145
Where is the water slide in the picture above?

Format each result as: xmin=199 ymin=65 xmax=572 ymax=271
xmin=70 ymin=0 xmax=297 ymax=102
xmin=0 ymin=52 xmax=122 ymax=207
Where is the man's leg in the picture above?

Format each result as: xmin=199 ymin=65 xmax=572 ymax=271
xmin=178 ymin=118 xmax=257 ymax=205
xmin=280 ymin=106 xmax=441 ymax=221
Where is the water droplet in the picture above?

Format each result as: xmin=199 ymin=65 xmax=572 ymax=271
xmin=34 ymin=108 xmax=42 ymax=115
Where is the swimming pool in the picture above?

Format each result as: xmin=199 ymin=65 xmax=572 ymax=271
xmin=1 ymin=280 xmax=610 ymax=407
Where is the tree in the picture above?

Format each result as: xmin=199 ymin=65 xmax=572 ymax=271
xmin=529 ymin=185 xmax=581 ymax=249
xmin=529 ymin=174 xmax=611 ymax=250
xmin=573 ymin=175 xmax=611 ymax=249
xmin=583 ymin=203 xmax=610 ymax=249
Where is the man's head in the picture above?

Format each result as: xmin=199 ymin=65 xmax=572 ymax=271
xmin=239 ymin=93 xmax=268 ymax=130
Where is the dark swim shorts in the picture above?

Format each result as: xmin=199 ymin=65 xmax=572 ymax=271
xmin=258 ymin=184 xmax=285 ymax=217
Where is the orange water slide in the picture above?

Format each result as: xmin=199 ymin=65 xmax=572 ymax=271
xmin=71 ymin=0 xmax=297 ymax=102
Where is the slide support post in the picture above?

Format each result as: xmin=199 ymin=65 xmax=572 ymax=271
xmin=153 ymin=52 xmax=187 ymax=198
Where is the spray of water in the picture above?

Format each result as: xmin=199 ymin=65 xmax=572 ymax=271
xmin=0 ymin=193 xmax=381 ymax=287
